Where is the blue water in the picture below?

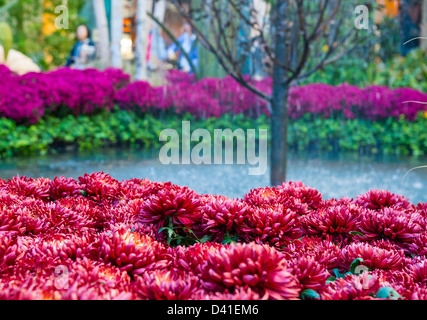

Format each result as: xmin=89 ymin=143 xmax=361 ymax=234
xmin=0 ymin=149 xmax=425 ymax=204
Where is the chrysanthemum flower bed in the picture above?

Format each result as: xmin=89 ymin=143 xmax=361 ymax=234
xmin=1 ymin=172 xmax=426 ymax=300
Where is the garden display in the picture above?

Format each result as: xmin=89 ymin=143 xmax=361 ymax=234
xmin=1 ymin=172 xmax=426 ymax=300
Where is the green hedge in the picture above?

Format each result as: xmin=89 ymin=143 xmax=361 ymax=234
xmin=0 ymin=109 xmax=426 ymax=159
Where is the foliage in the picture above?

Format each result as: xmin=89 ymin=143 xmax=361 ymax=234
xmin=0 ymin=110 xmax=425 ymax=160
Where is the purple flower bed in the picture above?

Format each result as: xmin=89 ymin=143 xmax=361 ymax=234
xmin=0 ymin=66 xmax=130 ymax=124
xmin=0 ymin=66 xmax=426 ymax=124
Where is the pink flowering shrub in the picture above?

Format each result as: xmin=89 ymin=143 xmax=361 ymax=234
xmin=1 ymin=67 xmax=425 ymax=124
xmin=1 ymin=173 xmax=427 ymax=300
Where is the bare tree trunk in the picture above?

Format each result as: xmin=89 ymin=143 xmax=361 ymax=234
xmin=93 ymin=0 xmax=110 ymax=68
xmin=135 ymin=0 xmax=153 ymax=80
xmin=111 ymin=0 xmax=123 ymax=69
xmin=270 ymin=0 xmax=288 ymax=186
xmin=421 ymin=0 xmax=427 ymax=50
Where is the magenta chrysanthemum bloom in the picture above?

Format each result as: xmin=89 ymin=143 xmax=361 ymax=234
xmin=119 ymin=179 xmax=171 ymax=201
xmin=139 ymin=186 xmax=203 ymax=229
xmin=196 ymin=286 xmax=268 ymax=300
xmin=0 ymin=232 xmax=26 ymax=273
xmin=201 ymin=197 xmax=249 ymax=242
xmin=406 ymin=232 xmax=427 ymax=256
xmin=170 ymin=243 xmax=221 ymax=276
xmin=78 ymin=172 xmax=121 ymax=202
xmin=133 ymin=270 xmax=199 ymax=300
xmin=355 ymin=189 xmax=414 ymax=211
xmin=59 ymin=258 xmax=133 ymax=300
xmin=288 ymin=256 xmax=330 ymax=291
xmin=238 ymin=205 xmax=302 ymax=247
xmin=321 ymin=274 xmax=381 ymax=300
xmin=96 ymin=225 xmax=171 ymax=275
xmin=278 ymin=181 xmax=323 ymax=210
xmin=25 ymin=232 xmax=95 ymax=263
xmin=406 ymin=260 xmax=427 ymax=285
xmin=339 ymin=242 xmax=404 ymax=272
xmin=4 ymin=176 xmax=51 ymax=200
xmin=300 ymin=203 xmax=362 ymax=242
xmin=200 ymin=243 xmax=301 ymax=300
xmin=283 ymin=236 xmax=342 ymax=270
xmin=244 ymin=187 xmax=287 ymax=207
xmin=49 ymin=176 xmax=81 ymax=200
xmin=358 ymin=207 xmax=422 ymax=243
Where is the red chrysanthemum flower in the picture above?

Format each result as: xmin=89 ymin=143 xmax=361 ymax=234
xmin=200 ymin=243 xmax=301 ymax=300
xmin=358 ymin=207 xmax=422 ymax=243
xmin=321 ymin=274 xmax=381 ymax=300
xmin=339 ymin=242 xmax=404 ymax=272
xmin=238 ymin=205 xmax=302 ymax=247
xmin=196 ymin=286 xmax=268 ymax=300
xmin=409 ymin=284 xmax=427 ymax=300
xmin=4 ymin=176 xmax=51 ymax=200
xmin=278 ymin=181 xmax=323 ymax=210
xmin=0 ymin=232 xmax=27 ymax=273
xmin=201 ymin=197 xmax=249 ymax=242
xmin=372 ymin=269 xmax=415 ymax=300
xmin=78 ymin=172 xmax=121 ymax=202
xmin=170 ymin=243 xmax=221 ymax=276
xmin=244 ymin=187 xmax=287 ymax=207
xmin=119 ymin=179 xmax=171 ymax=201
xmin=300 ymin=203 xmax=362 ymax=242
xmin=96 ymin=225 xmax=171 ymax=275
xmin=59 ymin=258 xmax=134 ymax=300
xmin=283 ymin=236 xmax=342 ymax=270
xmin=288 ymin=256 xmax=330 ymax=291
xmin=133 ymin=270 xmax=199 ymax=300
xmin=355 ymin=189 xmax=414 ymax=211
xmin=406 ymin=232 xmax=427 ymax=256
xmin=406 ymin=260 xmax=427 ymax=285
xmin=49 ymin=176 xmax=81 ymax=200
xmin=139 ymin=186 xmax=203 ymax=229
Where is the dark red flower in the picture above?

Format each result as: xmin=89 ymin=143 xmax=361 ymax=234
xmin=278 ymin=181 xmax=323 ymax=210
xmin=321 ymin=274 xmax=381 ymax=300
xmin=200 ymin=243 xmax=301 ymax=300
xmin=201 ymin=197 xmax=249 ymax=242
xmin=355 ymin=189 xmax=414 ymax=211
xmin=133 ymin=270 xmax=199 ymax=300
xmin=78 ymin=172 xmax=121 ymax=202
xmin=96 ymin=225 xmax=171 ymax=275
xmin=339 ymin=242 xmax=404 ymax=272
xmin=5 ymin=176 xmax=50 ymax=200
xmin=288 ymin=256 xmax=330 ymax=291
xmin=49 ymin=176 xmax=81 ymax=200
xmin=139 ymin=186 xmax=203 ymax=229
xmin=238 ymin=205 xmax=302 ymax=247
xmin=300 ymin=203 xmax=362 ymax=242
xmin=358 ymin=207 xmax=422 ymax=243
xmin=283 ymin=236 xmax=342 ymax=270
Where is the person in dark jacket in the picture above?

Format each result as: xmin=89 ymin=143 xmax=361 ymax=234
xmin=66 ymin=25 xmax=96 ymax=69
xmin=400 ymin=0 xmax=422 ymax=56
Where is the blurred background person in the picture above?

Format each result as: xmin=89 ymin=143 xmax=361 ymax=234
xmin=166 ymin=22 xmax=198 ymax=74
xmin=66 ymin=25 xmax=96 ymax=69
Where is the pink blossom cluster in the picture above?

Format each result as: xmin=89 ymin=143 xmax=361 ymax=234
xmin=0 ymin=67 xmax=130 ymax=124
xmin=1 ymin=173 xmax=427 ymax=300
xmin=1 ymin=66 xmax=426 ymax=124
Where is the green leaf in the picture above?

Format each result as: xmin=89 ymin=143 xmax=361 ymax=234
xmin=300 ymin=289 xmax=321 ymax=300
xmin=349 ymin=231 xmax=365 ymax=237
xmin=79 ymin=190 xmax=88 ymax=197
xmin=349 ymin=258 xmax=365 ymax=274
xmin=375 ymin=287 xmax=402 ymax=300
